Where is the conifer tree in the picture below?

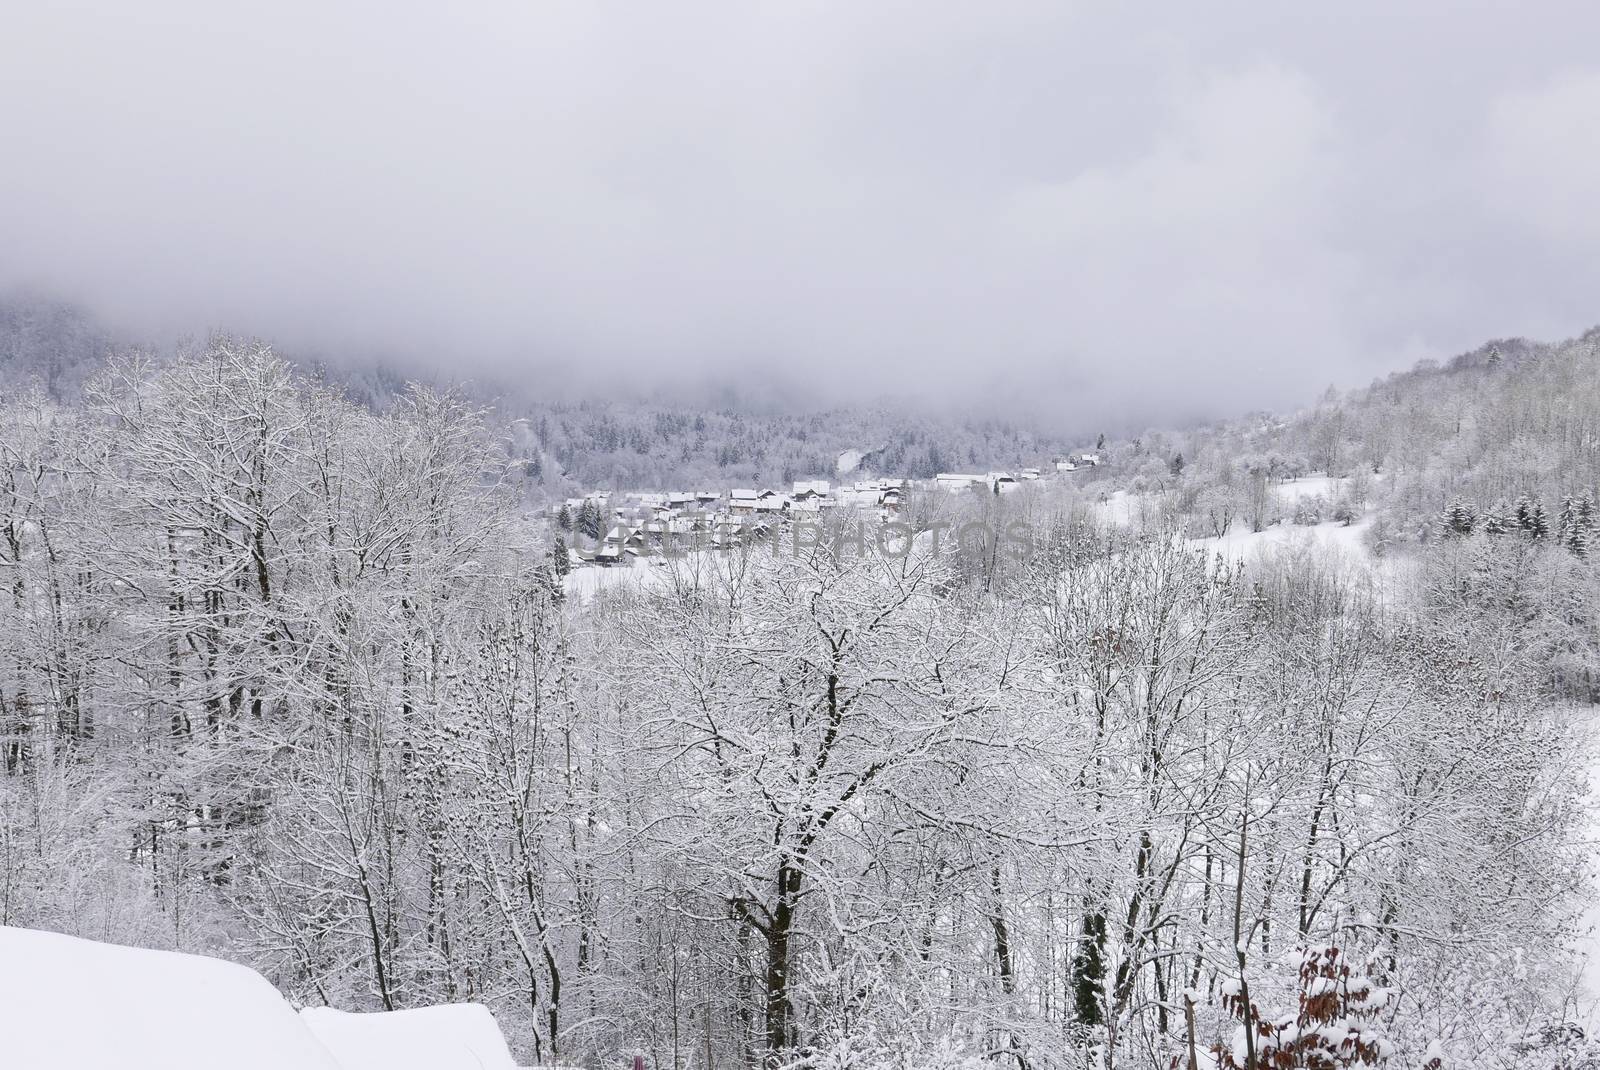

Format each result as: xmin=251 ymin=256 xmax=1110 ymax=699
xmin=1561 ymin=493 xmax=1593 ymax=556
xmin=1442 ymin=497 xmax=1476 ymax=536
xmin=1515 ymin=496 xmax=1550 ymax=539
xmin=1528 ymin=499 xmax=1550 ymax=540
xmin=577 ymin=498 xmax=603 ymax=539
xmin=551 ymin=534 xmax=572 ymax=579
xmin=1070 ymin=912 xmax=1107 ymax=1030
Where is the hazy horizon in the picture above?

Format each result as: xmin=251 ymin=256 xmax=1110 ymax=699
xmin=7 ymin=3 xmax=1600 ymax=428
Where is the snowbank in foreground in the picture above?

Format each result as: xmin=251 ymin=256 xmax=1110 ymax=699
xmin=0 ymin=926 xmax=523 ymax=1070
xmin=302 ymin=1004 xmax=519 ymax=1070
xmin=0 ymin=926 xmax=342 ymax=1070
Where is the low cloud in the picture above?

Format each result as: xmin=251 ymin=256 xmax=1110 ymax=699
xmin=3 ymin=2 xmax=1599 ymax=428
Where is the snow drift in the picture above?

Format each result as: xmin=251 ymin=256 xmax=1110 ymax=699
xmin=0 ymin=926 xmax=519 ymax=1070
xmin=301 ymin=1005 xmax=519 ymax=1070
xmin=0 ymin=926 xmax=342 ymax=1070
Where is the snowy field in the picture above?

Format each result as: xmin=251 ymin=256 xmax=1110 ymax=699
xmin=1190 ymin=515 xmax=1375 ymax=567
xmin=1086 ymin=476 xmax=1380 ymax=568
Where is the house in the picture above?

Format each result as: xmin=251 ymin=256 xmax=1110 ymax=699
xmin=710 ymin=524 xmax=742 ymax=550
xmin=668 ymin=514 xmax=711 ymax=535
xmin=936 ymin=473 xmax=986 ymax=492
xmin=836 ymin=480 xmax=881 ymax=507
xmin=1019 ymin=467 xmax=1041 ymax=481
xmin=792 ymin=480 xmax=831 ymax=499
xmin=592 ymin=523 xmax=636 ymax=564
xmin=729 ymin=489 xmax=759 ymax=514
xmin=988 ymin=472 xmax=1020 ymax=494
xmin=1055 ymin=459 xmax=1079 ymax=473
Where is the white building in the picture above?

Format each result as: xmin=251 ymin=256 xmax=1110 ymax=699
xmin=988 ymin=472 xmax=1020 ymax=494
xmin=936 ymin=473 xmax=986 ymax=492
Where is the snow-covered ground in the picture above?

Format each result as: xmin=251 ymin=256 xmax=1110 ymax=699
xmin=563 ymin=550 xmax=727 ymax=601
xmin=0 ymin=926 xmax=343 ymax=1070
xmin=1273 ymin=474 xmax=1344 ymax=504
xmin=1087 ymin=476 xmax=1378 ymax=569
xmin=1191 ymin=516 xmax=1374 ymax=568
xmin=564 ymin=556 xmax=662 ymax=601
xmin=303 ymin=1005 xmax=518 ymax=1070
xmin=0 ymin=926 xmax=521 ymax=1070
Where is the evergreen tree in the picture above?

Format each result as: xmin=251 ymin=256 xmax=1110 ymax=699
xmin=550 ymin=534 xmax=572 ymax=579
xmin=556 ymin=503 xmax=573 ymax=532
xmin=1442 ymin=497 xmax=1477 ymax=536
xmin=577 ymin=498 xmax=603 ymax=539
xmin=1069 ymin=911 xmax=1107 ymax=1029
xmin=1528 ymin=499 xmax=1550 ymax=540
xmin=1515 ymin=496 xmax=1550 ymax=539
xmin=1170 ymin=453 xmax=1185 ymax=476
xmin=1563 ymin=493 xmax=1594 ymax=557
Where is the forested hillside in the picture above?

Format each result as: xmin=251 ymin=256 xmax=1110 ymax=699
xmin=1 ymin=331 xmax=1595 ymax=1069
xmin=0 ymin=294 xmax=1082 ymax=493
xmin=1050 ymin=329 xmax=1600 ymax=707
xmin=0 ymin=293 xmax=123 ymax=401
xmin=1096 ymin=328 xmax=1600 ymax=545
xmin=503 ymin=400 xmax=1076 ymax=491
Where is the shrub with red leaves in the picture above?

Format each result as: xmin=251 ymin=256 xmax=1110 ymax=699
xmin=1185 ymin=946 xmax=1410 ymax=1069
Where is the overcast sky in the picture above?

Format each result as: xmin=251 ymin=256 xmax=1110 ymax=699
xmin=4 ymin=3 xmax=1600 ymax=426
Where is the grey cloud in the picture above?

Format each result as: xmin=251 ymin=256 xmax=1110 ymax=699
xmin=3 ymin=2 xmax=1599 ymax=428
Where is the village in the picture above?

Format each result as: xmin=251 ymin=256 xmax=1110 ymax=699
xmin=553 ymin=452 xmax=1104 ymax=567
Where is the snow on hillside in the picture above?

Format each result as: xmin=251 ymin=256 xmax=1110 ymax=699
xmin=1273 ymin=474 xmax=1344 ymax=504
xmin=302 ymin=1005 xmax=519 ymax=1070
xmin=836 ymin=447 xmax=869 ymax=474
xmin=1192 ymin=517 xmax=1375 ymax=568
xmin=0 ymin=926 xmax=522 ymax=1070
xmin=0 ymin=926 xmax=343 ymax=1070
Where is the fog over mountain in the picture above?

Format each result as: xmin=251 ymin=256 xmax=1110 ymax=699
xmin=5 ymin=3 xmax=1600 ymax=426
